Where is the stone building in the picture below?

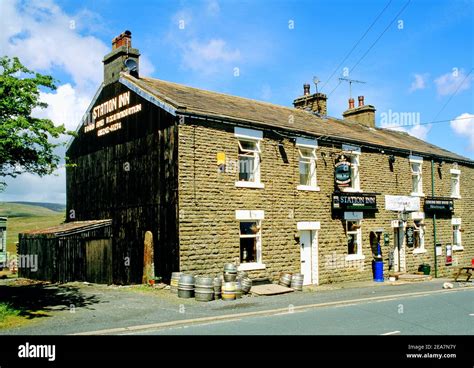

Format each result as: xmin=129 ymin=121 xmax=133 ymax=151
xmin=57 ymin=31 xmax=474 ymax=285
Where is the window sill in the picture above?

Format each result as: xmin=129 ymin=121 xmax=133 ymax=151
xmin=452 ymin=245 xmax=464 ymax=251
xmin=450 ymin=195 xmax=461 ymax=199
xmin=235 ymin=181 xmax=265 ymax=189
xmin=345 ymin=254 xmax=365 ymax=261
xmin=297 ymin=185 xmax=320 ymax=192
xmin=238 ymin=263 xmax=266 ymax=271
xmin=342 ymin=188 xmax=362 ymax=193
xmin=410 ymin=192 xmax=425 ymax=197
xmin=413 ymin=248 xmax=427 ymax=254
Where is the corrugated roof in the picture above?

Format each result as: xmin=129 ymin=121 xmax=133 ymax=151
xmin=121 ymin=74 xmax=472 ymax=164
xmin=21 ymin=220 xmax=112 ymax=236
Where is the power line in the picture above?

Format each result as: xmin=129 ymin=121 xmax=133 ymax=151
xmin=381 ymin=116 xmax=472 ymax=128
xmin=320 ymin=0 xmax=393 ymax=92
xmin=328 ymin=0 xmax=411 ymax=98
xmin=432 ymin=68 xmax=473 ymax=122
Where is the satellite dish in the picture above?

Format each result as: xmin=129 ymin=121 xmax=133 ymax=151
xmin=124 ymin=58 xmax=138 ymax=72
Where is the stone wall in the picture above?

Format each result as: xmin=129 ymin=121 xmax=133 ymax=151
xmin=177 ymin=119 xmax=474 ymax=284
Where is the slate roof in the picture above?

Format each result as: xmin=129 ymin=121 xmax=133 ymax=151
xmin=122 ymin=73 xmax=472 ymax=164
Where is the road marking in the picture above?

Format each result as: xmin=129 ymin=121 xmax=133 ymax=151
xmin=72 ymin=287 xmax=472 ymax=335
xmin=469 ymin=313 xmax=474 ymax=316
xmin=381 ymin=330 xmax=401 ymax=335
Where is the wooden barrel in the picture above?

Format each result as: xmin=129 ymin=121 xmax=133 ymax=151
xmin=170 ymin=272 xmax=182 ymax=294
xmin=240 ymin=277 xmax=252 ymax=294
xmin=279 ymin=273 xmax=292 ymax=287
xmin=290 ymin=273 xmax=304 ymax=291
xmin=222 ymin=282 xmax=236 ymax=301
xmin=195 ymin=276 xmax=214 ymax=302
xmin=178 ymin=274 xmax=195 ymax=298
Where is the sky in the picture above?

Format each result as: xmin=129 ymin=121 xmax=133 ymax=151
xmin=0 ymin=0 xmax=473 ymax=204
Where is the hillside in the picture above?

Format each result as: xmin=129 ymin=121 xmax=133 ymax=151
xmin=9 ymin=201 xmax=66 ymax=213
xmin=0 ymin=202 xmax=65 ymax=255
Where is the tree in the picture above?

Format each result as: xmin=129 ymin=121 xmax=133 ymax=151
xmin=0 ymin=56 xmax=69 ymax=191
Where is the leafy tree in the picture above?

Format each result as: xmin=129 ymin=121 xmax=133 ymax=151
xmin=0 ymin=56 xmax=69 ymax=191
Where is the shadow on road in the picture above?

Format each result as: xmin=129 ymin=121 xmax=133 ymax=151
xmin=0 ymin=282 xmax=102 ymax=319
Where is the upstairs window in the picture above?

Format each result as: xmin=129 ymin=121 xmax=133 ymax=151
xmin=410 ymin=156 xmax=424 ymax=196
xmin=342 ymin=144 xmax=361 ymax=192
xmin=234 ymin=128 xmax=263 ymax=188
xmin=296 ymin=138 xmax=319 ymax=190
xmin=450 ymin=168 xmax=461 ymax=198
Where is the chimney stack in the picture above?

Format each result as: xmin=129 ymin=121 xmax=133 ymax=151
xmin=342 ymin=95 xmax=376 ymax=128
xmin=103 ymin=30 xmax=140 ymax=85
xmin=293 ymin=83 xmax=328 ymax=116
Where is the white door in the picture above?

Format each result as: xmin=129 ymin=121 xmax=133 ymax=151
xmin=393 ymin=227 xmax=406 ymax=272
xmin=300 ymin=230 xmax=318 ymax=285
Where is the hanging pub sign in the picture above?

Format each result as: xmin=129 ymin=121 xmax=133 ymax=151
xmin=424 ymin=197 xmax=454 ymax=213
xmin=334 ymin=154 xmax=351 ymax=190
xmin=332 ymin=193 xmax=377 ymax=211
xmin=406 ymin=226 xmax=415 ymax=248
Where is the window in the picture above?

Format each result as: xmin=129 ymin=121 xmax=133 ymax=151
xmin=452 ymin=218 xmax=463 ymax=251
xmin=450 ymin=169 xmax=461 ymax=198
xmin=234 ymin=128 xmax=263 ymax=188
xmin=410 ymin=156 xmax=424 ymax=196
xmin=296 ymin=138 xmax=319 ymax=190
xmin=235 ymin=210 xmax=265 ymax=270
xmin=413 ymin=219 xmax=425 ymax=253
xmin=342 ymin=145 xmax=361 ymax=192
xmin=346 ymin=220 xmax=363 ymax=259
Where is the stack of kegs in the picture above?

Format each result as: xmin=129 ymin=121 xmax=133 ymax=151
xmin=222 ymin=281 xmax=236 ymax=301
xmin=279 ymin=272 xmax=293 ymax=287
xmin=223 ymin=263 xmax=237 ymax=281
xmin=290 ymin=273 xmax=304 ymax=291
xmin=177 ymin=274 xmax=195 ymax=298
xmin=170 ymin=272 xmax=182 ymax=294
xmin=194 ymin=276 xmax=214 ymax=302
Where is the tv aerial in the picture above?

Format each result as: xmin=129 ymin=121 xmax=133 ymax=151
xmin=312 ymin=76 xmax=320 ymax=94
xmin=338 ymin=77 xmax=365 ymax=99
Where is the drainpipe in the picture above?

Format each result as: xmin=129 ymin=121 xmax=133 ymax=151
xmin=431 ymin=159 xmax=438 ymax=278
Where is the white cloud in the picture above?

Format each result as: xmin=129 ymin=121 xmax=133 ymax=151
xmin=450 ymin=113 xmax=474 ymax=151
xmin=386 ymin=124 xmax=432 ymax=141
xmin=434 ymin=69 xmax=472 ymax=96
xmin=409 ymin=73 xmax=428 ymax=93
xmin=181 ymin=39 xmax=241 ymax=75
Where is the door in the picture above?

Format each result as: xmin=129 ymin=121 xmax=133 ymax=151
xmin=86 ymin=239 xmax=113 ymax=284
xmin=393 ymin=227 xmax=406 ymax=272
xmin=300 ymin=230 xmax=318 ymax=285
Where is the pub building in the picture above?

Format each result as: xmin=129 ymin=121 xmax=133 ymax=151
xmin=20 ymin=31 xmax=473 ymax=285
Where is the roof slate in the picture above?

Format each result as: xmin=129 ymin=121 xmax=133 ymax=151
xmin=122 ymin=74 xmax=472 ymax=163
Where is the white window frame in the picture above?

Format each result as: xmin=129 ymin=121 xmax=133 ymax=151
xmin=450 ymin=169 xmax=461 ymax=199
xmin=235 ymin=210 xmax=265 ymax=270
xmin=296 ymin=138 xmax=319 ymax=191
xmin=410 ymin=156 xmax=424 ymax=197
xmin=234 ymin=128 xmax=264 ymax=188
xmin=342 ymin=152 xmax=361 ymax=192
xmin=345 ymin=220 xmax=364 ymax=261
xmin=452 ymin=218 xmax=463 ymax=251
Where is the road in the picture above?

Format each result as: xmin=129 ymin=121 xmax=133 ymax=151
xmin=131 ymin=289 xmax=474 ymax=335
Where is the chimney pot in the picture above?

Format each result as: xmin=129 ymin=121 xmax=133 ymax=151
xmin=358 ymin=96 xmax=364 ymax=107
xmin=348 ymin=98 xmax=355 ymax=109
xmin=303 ymin=84 xmax=311 ymax=96
xmin=112 ymin=30 xmax=132 ymax=50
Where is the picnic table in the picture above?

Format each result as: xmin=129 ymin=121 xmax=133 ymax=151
xmin=454 ymin=266 xmax=473 ymax=282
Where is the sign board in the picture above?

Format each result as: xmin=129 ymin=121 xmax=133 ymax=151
xmin=405 ymin=226 xmax=415 ymax=247
xmin=424 ymin=198 xmax=454 ymax=213
xmin=334 ymin=155 xmax=351 ymax=189
xmin=385 ymin=195 xmax=420 ymax=212
xmin=332 ymin=193 xmax=377 ymax=211
xmin=436 ymin=244 xmax=442 ymax=256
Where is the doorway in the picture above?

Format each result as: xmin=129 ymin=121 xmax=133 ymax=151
xmin=393 ymin=226 xmax=406 ymax=272
xmin=299 ymin=230 xmax=318 ymax=285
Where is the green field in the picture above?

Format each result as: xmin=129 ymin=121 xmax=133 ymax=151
xmin=0 ymin=202 xmax=65 ymax=254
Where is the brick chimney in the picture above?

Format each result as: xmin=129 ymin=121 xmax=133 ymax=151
xmin=293 ymin=84 xmax=327 ymax=116
xmin=342 ymin=96 xmax=376 ymax=128
xmin=103 ymin=30 xmax=140 ymax=85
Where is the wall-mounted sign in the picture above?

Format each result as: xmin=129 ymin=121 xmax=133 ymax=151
xmin=332 ymin=193 xmax=377 ymax=211
xmin=334 ymin=154 xmax=351 ymax=189
xmin=436 ymin=244 xmax=442 ymax=256
xmin=385 ymin=195 xmax=420 ymax=212
xmin=424 ymin=198 xmax=454 ymax=213
xmin=406 ymin=226 xmax=415 ymax=247
xmin=84 ymin=91 xmax=142 ymax=137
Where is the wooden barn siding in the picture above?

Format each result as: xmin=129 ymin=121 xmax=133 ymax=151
xmin=18 ymin=226 xmax=112 ymax=283
xmin=66 ymin=82 xmax=179 ymax=284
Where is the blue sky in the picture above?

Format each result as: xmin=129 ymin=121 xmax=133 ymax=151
xmin=0 ymin=0 xmax=473 ymax=203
